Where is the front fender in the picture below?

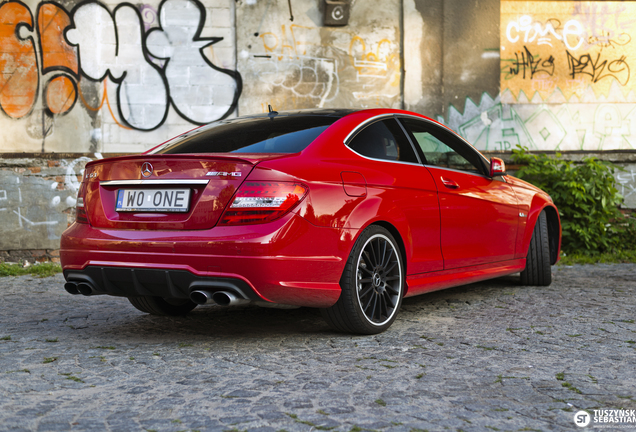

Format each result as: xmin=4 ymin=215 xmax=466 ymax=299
xmin=519 ymin=194 xmax=561 ymax=262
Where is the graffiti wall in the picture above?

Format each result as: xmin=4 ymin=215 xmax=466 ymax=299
xmin=4 ymin=0 xmax=636 ymax=254
xmin=501 ymin=1 xmax=634 ymax=103
xmin=236 ymin=0 xmax=402 ymax=113
xmin=0 ymin=155 xmax=96 ymax=250
xmin=0 ymin=0 xmax=240 ymax=153
xmin=3 ymin=0 xmax=636 ymax=154
xmin=443 ymin=1 xmax=636 ymax=152
xmin=1 ymin=0 xmax=403 ymax=152
xmin=616 ymin=164 xmax=636 ymax=209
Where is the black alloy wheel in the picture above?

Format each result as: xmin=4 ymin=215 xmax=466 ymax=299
xmin=321 ymin=225 xmax=404 ymax=334
xmin=356 ymin=233 xmax=402 ymax=325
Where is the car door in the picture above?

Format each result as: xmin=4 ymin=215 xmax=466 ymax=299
xmin=345 ymin=117 xmax=443 ymax=274
xmin=398 ymin=117 xmax=519 ymax=270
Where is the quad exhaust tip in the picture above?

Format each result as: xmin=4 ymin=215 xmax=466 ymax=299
xmin=64 ymin=282 xmax=80 ymax=295
xmin=190 ymin=290 xmax=215 ymax=305
xmin=76 ymin=282 xmax=95 ymax=296
xmin=190 ymin=290 xmax=250 ymax=306
xmin=65 ymin=281 xmax=96 ymax=296
xmin=67 ymin=283 xmax=249 ymax=303
xmin=212 ymin=291 xmax=250 ymax=306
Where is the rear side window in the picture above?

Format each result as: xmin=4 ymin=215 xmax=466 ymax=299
xmin=347 ymin=119 xmax=419 ymax=163
xmin=399 ymin=118 xmax=487 ymax=175
xmin=150 ymin=116 xmax=337 ymax=154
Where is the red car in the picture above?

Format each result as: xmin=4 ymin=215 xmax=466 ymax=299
xmin=60 ymin=108 xmax=561 ymax=334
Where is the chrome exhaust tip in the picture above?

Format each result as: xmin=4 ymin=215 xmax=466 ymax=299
xmin=211 ymin=291 xmax=250 ymax=307
xmin=64 ymin=282 xmax=80 ymax=295
xmin=76 ymin=282 xmax=94 ymax=296
xmin=190 ymin=290 xmax=215 ymax=305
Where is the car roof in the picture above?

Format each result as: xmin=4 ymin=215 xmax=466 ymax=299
xmin=225 ymin=108 xmax=359 ymax=121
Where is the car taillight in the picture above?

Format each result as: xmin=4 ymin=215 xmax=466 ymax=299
xmin=75 ymin=183 xmax=88 ymax=224
xmin=220 ymin=182 xmax=308 ymax=225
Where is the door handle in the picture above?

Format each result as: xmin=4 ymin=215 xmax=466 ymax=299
xmin=441 ymin=177 xmax=459 ymax=189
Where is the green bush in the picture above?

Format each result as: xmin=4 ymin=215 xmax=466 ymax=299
xmin=511 ymin=146 xmax=635 ymax=255
xmin=0 ymin=262 xmax=62 ymax=278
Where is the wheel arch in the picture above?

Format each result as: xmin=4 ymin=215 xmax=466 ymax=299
xmin=523 ymin=198 xmax=561 ymax=265
xmin=356 ymin=220 xmax=410 ymax=296
xmin=371 ymin=220 xmax=408 ymax=274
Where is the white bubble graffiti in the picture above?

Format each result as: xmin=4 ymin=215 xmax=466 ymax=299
xmin=63 ymin=0 xmax=241 ymax=130
xmin=506 ymin=15 xmax=585 ymax=50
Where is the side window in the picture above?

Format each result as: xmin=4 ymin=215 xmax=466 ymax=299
xmin=399 ymin=118 xmax=486 ymax=174
xmin=347 ymin=119 xmax=419 ymax=164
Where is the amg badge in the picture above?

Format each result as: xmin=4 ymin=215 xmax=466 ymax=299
xmin=206 ymin=171 xmax=242 ymax=177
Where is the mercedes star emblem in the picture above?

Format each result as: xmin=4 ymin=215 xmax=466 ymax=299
xmin=141 ymin=162 xmax=153 ymax=178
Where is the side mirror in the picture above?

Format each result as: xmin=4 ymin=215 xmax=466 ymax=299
xmin=490 ymin=157 xmax=506 ymax=177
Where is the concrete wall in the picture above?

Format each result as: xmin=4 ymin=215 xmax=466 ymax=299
xmin=404 ymin=0 xmax=501 ymax=117
xmin=236 ymin=0 xmax=403 ymax=112
xmin=2 ymin=0 xmax=636 ymax=255
xmin=0 ymin=154 xmax=96 ymax=255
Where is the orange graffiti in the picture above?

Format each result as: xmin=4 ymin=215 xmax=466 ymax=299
xmin=349 ymin=37 xmax=393 ymax=66
xmin=38 ymin=3 xmax=78 ymax=74
xmin=78 ymin=79 xmax=105 ymax=112
xmin=348 ymin=36 xmax=366 ymax=63
xmin=348 ymin=36 xmax=397 ymax=80
xmin=45 ymin=75 xmax=76 ymax=114
xmin=78 ymin=78 xmax=133 ymax=130
xmin=80 ymin=79 xmax=131 ymax=129
xmin=104 ymin=83 xmax=131 ymax=130
xmin=280 ymin=24 xmax=294 ymax=57
xmin=0 ymin=1 xmax=38 ymax=118
xmin=260 ymin=25 xmax=313 ymax=59
xmin=260 ymin=32 xmax=279 ymax=53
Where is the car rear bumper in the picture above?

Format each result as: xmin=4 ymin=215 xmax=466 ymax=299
xmin=63 ymin=266 xmax=263 ymax=301
xmin=60 ymin=213 xmax=355 ymax=308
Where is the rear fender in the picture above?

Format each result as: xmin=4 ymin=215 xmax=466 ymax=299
xmin=299 ymin=189 xmax=412 ymax=259
xmin=339 ymin=196 xmax=413 ymax=275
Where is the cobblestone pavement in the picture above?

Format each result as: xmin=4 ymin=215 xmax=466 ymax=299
xmin=0 ymin=265 xmax=635 ymax=432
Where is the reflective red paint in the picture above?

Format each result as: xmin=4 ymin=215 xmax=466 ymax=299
xmin=61 ymin=108 xmax=561 ymax=331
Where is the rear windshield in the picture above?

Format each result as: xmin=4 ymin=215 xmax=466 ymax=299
xmin=150 ymin=115 xmax=338 ymax=154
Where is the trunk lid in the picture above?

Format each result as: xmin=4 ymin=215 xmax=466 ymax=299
xmin=82 ymin=154 xmax=274 ymax=230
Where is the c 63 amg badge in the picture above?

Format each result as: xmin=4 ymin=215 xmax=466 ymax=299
xmin=206 ymin=171 xmax=242 ymax=177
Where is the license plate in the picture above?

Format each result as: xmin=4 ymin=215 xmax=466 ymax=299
xmin=116 ymin=189 xmax=191 ymax=212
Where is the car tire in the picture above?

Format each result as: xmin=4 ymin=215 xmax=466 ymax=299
xmin=321 ymin=225 xmax=404 ymax=334
xmin=520 ymin=210 xmax=552 ymax=286
xmin=128 ymin=296 xmax=197 ymax=316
